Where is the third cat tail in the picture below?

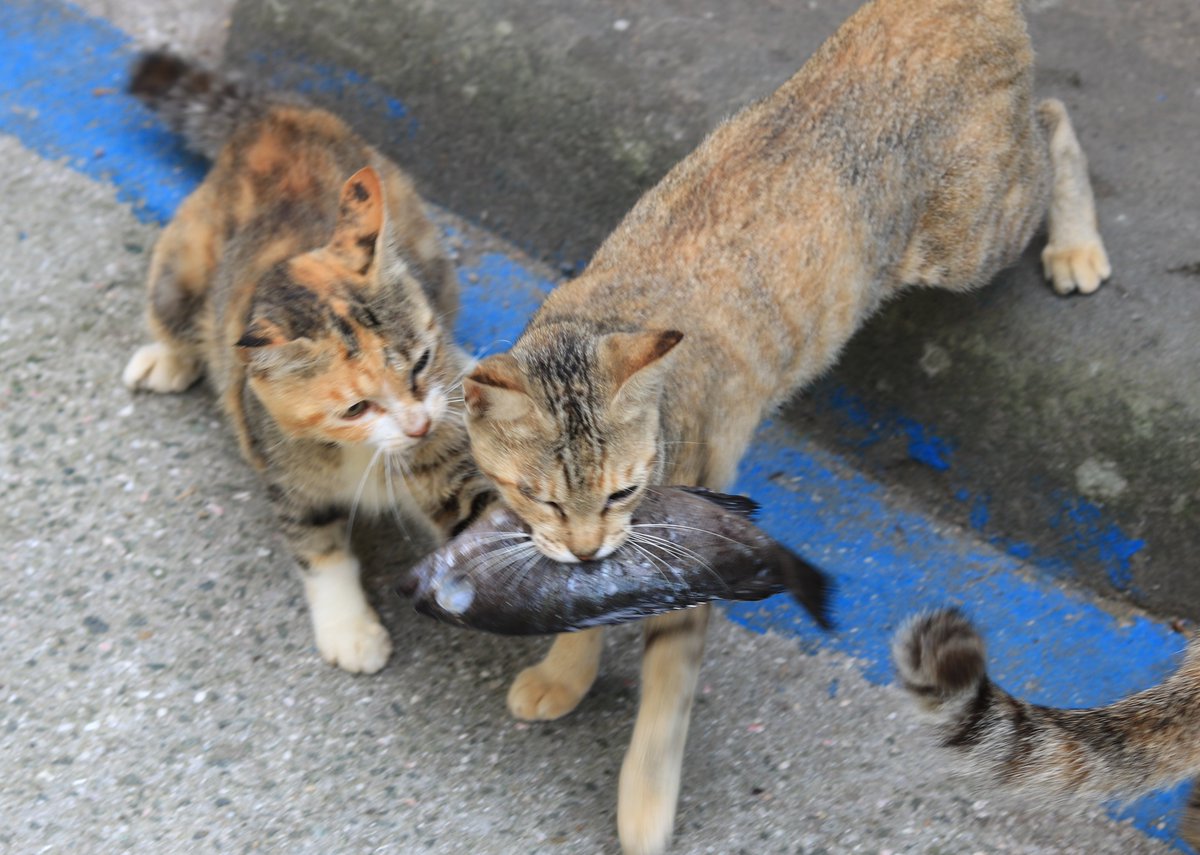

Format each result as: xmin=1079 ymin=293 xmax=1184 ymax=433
xmin=893 ymin=607 xmax=1200 ymax=806
xmin=129 ymin=50 xmax=277 ymax=160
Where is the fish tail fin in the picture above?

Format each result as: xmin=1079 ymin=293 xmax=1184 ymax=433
xmin=781 ymin=556 xmax=834 ymax=630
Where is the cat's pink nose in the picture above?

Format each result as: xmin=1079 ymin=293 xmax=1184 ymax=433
xmin=572 ymin=547 xmax=599 ymax=561
xmin=405 ymin=417 xmax=430 ymax=438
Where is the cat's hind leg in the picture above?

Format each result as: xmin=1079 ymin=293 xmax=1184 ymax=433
xmin=1037 ymin=98 xmax=1111 ymax=296
xmin=507 ymin=627 xmax=605 ymax=720
xmin=123 ymin=187 xmax=214 ymax=392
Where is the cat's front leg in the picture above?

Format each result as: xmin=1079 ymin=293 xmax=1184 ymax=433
xmin=1038 ymin=98 xmax=1112 ymax=296
xmin=508 ymin=627 xmax=605 ymax=720
xmin=279 ymin=498 xmax=393 ymax=674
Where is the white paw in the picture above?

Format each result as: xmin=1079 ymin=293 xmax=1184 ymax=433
xmin=1042 ymin=239 xmax=1111 ymax=296
xmin=313 ymin=611 xmax=393 ymax=674
xmin=122 ymin=342 xmax=202 ymax=392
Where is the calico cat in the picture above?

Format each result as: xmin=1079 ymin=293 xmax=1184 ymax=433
xmin=894 ymin=608 xmax=1200 ymax=847
xmin=123 ymin=53 xmax=493 ymax=674
xmin=461 ymin=0 xmax=1110 ymax=850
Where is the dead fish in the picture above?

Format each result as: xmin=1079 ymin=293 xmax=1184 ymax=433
xmin=396 ymin=486 xmax=833 ymax=636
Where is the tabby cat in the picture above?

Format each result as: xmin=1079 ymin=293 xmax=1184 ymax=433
xmin=122 ymin=53 xmax=492 ymax=674
xmin=894 ymin=608 xmax=1200 ymax=847
xmin=462 ymin=0 xmax=1110 ymax=850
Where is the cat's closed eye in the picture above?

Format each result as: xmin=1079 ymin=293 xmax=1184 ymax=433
xmin=519 ymin=483 xmax=567 ymax=520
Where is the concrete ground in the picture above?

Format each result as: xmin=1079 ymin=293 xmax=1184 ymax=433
xmin=0 ymin=1 xmax=1193 ymax=853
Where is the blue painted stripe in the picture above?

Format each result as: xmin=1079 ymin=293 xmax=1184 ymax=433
xmin=0 ymin=0 xmax=206 ymax=222
xmin=1 ymin=1 xmax=1187 ymax=848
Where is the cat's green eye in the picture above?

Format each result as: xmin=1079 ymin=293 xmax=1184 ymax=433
xmin=342 ymin=400 xmax=371 ymax=420
xmin=606 ymin=486 xmax=639 ymax=507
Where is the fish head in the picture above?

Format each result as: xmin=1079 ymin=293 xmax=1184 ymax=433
xmin=464 ymin=325 xmax=681 ymax=563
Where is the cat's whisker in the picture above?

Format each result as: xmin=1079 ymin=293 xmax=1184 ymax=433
xmin=461 ymin=530 xmax=532 ymax=544
xmin=624 ymin=539 xmax=680 ymax=590
xmin=627 ymin=532 xmax=692 ymax=575
xmin=346 ymin=446 xmax=386 ymax=540
xmin=631 ymin=522 xmax=745 ymax=548
xmin=471 ymin=541 xmax=540 ymax=583
xmin=628 ymin=530 xmax=726 ymax=589
xmin=630 ymin=531 xmax=716 ymax=573
xmin=487 ymin=548 xmax=540 ymax=585
xmin=381 ymin=454 xmax=414 ymax=540
xmin=469 ymin=339 xmax=512 ymax=362
xmin=473 ymin=540 xmax=538 ymax=566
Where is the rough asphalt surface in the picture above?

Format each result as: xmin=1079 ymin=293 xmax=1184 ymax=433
xmin=0 ymin=1 xmax=1185 ymax=853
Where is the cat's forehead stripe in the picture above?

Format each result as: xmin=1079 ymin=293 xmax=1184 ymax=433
xmin=529 ymin=336 xmax=607 ymax=488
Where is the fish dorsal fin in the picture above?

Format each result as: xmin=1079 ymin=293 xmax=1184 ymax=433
xmin=674 ymin=486 xmax=760 ymax=519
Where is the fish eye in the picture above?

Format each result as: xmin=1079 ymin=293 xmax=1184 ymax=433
xmin=605 ymin=485 xmax=639 ymax=507
xmin=412 ymin=348 xmax=431 ymax=377
xmin=341 ymin=400 xmax=372 ymax=420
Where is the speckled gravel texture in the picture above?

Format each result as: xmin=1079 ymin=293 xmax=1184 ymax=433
xmin=0 ymin=133 xmax=1176 ymax=853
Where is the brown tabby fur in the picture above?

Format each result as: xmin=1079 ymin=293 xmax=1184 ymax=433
xmin=463 ymin=0 xmax=1110 ymax=850
xmin=123 ymin=53 xmax=493 ymax=674
xmin=895 ymin=608 xmax=1200 ymax=848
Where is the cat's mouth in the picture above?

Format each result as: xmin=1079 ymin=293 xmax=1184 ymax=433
xmin=531 ymin=535 xmax=581 ymax=565
xmin=532 ymin=533 xmax=623 ymax=564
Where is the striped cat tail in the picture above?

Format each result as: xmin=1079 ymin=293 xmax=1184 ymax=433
xmin=894 ymin=608 xmax=1200 ymax=805
xmin=129 ymin=51 xmax=278 ymax=159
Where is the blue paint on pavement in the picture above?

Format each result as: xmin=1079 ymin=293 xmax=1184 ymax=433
xmin=1 ymin=1 xmax=1187 ymax=847
xmin=0 ymin=0 xmax=206 ymax=222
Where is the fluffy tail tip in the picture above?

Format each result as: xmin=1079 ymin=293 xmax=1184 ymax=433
xmin=892 ymin=607 xmax=987 ymax=709
xmin=128 ymin=50 xmax=189 ymax=101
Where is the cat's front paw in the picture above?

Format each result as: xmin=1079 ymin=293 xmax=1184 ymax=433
xmin=122 ymin=342 xmax=202 ymax=392
xmin=313 ymin=611 xmax=393 ymax=674
xmin=1042 ymin=239 xmax=1111 ymax=296
xmin=507 ymin=663 xmax=589 ymax=720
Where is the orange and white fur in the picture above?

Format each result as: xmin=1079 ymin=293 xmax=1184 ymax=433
xmin=462 ymin=0 xmax=1109 ymax=850
xmin=123 ymin=53 xmax=492 ymax=674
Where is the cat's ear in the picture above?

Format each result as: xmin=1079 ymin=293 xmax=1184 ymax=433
xmin=327 ymin=166 xmax=385 ymax=275
xmin=601 ymin=329 xmax=683 ymax=400
xmin=464 ymin=354 xmax=533 ymax=422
